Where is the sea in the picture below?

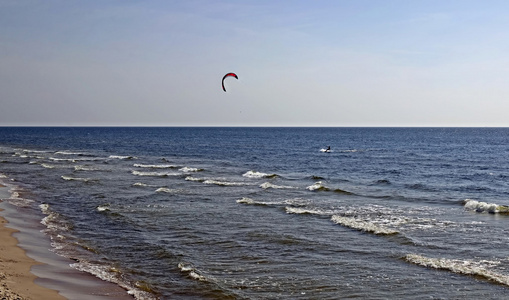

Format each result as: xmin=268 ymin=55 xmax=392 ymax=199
xmin=1 ymin=127 xmax=509 ymax=299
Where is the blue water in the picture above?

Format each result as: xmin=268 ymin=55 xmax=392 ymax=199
xmin=2 ymin=127 xmax=509 ymax=299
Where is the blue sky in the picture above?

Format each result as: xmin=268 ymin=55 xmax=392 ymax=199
xmin=1 ymin=0 xmax=509 ymax=126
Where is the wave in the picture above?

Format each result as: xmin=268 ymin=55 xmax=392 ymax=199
xmin=133 ymin=164 xmax=179 ymax=169
xmin=40 ymin=203 xmax=73 ymax=233
xmin=405 ymin=254 xmax=509 ymax=286
xmin=96 ymin=204 xmax=111 ymax=212
xmin=306 ymin=181 xmax=329 ymax=191
xmin=54 ymin=151 xmax=91 ymax=156
xmin=61 ymin=176 xmax=97 ymax=183
xmin=109 ymin=155 xmax=137 ymax=160
xmin=286 ymin=207 xmax=334 ymax=215
xmin=203 ymin=179 xmax=247 ymax=186
xmin=178 ymin=262 xmax=208 ymax=282
xmin=186 ymin=176 xmax=250 ymax=186
xmin=463 ymin=199 xmax=509 ymax=214
xmin=259 ymin=182 xmax=297 ymax=189
xmin=238 ymin=197 xmax=310 ymax=207
xmin=155 ymin=187 xmax=183 ymax=194
xmin=179 ymin=167 xmax=203 ymax=172
xmin=71 ymin=261 xmax=156 ymax=299
xmin=131 ymin=170 xmax=180 ymax=177
xmin=243 ymin=170 xmax=277 ymax=179
xmin=74 ymin=165 xmax=103 ymax=171
xmin=331 ymin=215 xmax=399 ymax=235
xmin=2 ymin=185 xmax=34 ymax=207
xmin=133 ymin=182 xmax=149 ymax=187
xmin=49 ymin=157 xmax=77 ymax=162
xmin=185 ymin=176 xmax=204 ymax=182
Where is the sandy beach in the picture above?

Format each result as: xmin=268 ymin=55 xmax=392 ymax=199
xmin=0 ymin=184 xmax=65 ymax=299
xmin=0 ymin=183 xmax=133 ymax=300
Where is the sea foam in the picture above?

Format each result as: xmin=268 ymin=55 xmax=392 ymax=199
xmin=405 ymin=254 xmax=509 ymax=286
xmin=463 ymin=199 xmax=509 ymax=214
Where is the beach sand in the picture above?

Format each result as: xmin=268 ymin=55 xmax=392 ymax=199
xmin=0 ymin=183 xmax=133 ymax=300
xmin=1 ymin=182 xmax=64 ymax=299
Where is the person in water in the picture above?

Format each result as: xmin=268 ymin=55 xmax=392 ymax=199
xmin=327 ymin=146 xmax=331 ymax=151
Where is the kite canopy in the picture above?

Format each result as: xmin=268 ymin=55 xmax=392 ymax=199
xmin=222 ymin=73 xmax=238 ymax=92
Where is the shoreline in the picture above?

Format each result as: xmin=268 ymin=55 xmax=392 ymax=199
xmin=0 ymin=184 xmax=133 ymax=300
xmin=0 ymin=184 xmax=64 ymax=299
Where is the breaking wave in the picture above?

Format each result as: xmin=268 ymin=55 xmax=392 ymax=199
xmin=61 ymin=176 xmax=97 ymax=183
xmin=133 ymin=164 xmax=179 ymax=169
xmin=259 ymin=182 xmax=297 ymax=189
xmin=463 ymin=199 xmax=509 ymax=214
xmin=405 ymin=254 xmax=509 ymax=286
xmin=331 ymin=215 xmax=399 ymax=235
xmin=131 ymin=170 xmax=180 ymax=177
xmin=243 ymin=170 xmax=277 ymax=179
xmin=178 ymin=262 xmax=208 ymax=282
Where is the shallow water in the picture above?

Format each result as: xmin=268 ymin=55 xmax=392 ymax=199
xmin=1 ymin=127 xmax=509 ymax=299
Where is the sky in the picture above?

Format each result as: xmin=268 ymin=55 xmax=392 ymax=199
xmin=1 ymin=0 xmax=509 ymax=127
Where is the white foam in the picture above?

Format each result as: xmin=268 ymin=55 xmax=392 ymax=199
xmin=185 ymin=176 xmax=204 ymax=182
xmin=96 ymin=204 xmax=110 ymax=212
xmin=331 ymin=215 xmax=399 ymax=235
xmin=463 ymin=199 xmax=509 ymax=214
xmin=203 ymin=179 xmax=246 ymax=186
xmin=109 ymin=155 xmax=137 ymax=160
xmin=286 ymin=206 xmax=334 ymax=215
xmin=61 ymin=176 xmax=96 ymax=182
xmin=71 ymin=261 xmax=156 ymax=299
xmin=49 ymin=157 xmax=76 ymax=162
xmin=131 ymin=170 xmax=179 ymax=177
xmin=54 ymin=151 xmax=85 ymax=155
xmin=155 ymin=187 xmax=182 ymax=194
xmin=243 ymin=170 xmax=277 ymax=178
xmin=133 ymin=164 xmax=178 ymax=168
xmin=74 ymin=165 xmax=97 ymax=171
xmin=133 ymin=182 xmax=149 ymax=187
xmin=178 ymin=262 xmax=207 ymax=282
xmin=179 ymin=167 xmax=202 ymax=172
xmin=306 ymin=181 xmax=329 ymax=191
xmin=260 ymin=182 xmax=297 ymax=189
xmin=405 ymin=254 xmax=509 ymax=286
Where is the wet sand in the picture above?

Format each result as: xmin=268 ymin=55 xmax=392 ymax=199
xmin=0 ymin=184 xmax=133 ymax=300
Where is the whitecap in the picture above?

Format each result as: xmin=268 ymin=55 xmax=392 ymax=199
xmin=331 ymin=215 xmax=399 ymax=235
xmin=203 ymin=179 xmax=246 ymax=186
xmin=74 ymin=165 xmax=101 ymax=171
xmin=306 ymin=181 xmax=329 ymax=191
xmin=49 ymin=157 xmax=76 ymax=162
xmin=260 ymin=182 xmax=297 ymax=189
xmin=179 ymin=167 xmax=202 ymax=172
xmin=243 ymin=170 xmax=277 ymax=178
xmin=96 ymin=204 xmax=110 ymax=212
xmin=463 ymin=199 xmax=509 ymax=214
xmin=71 ymin=261 xmax=156 ymax=299
xmin=109 ymin=155 xmax=137 ymax=160
xmin=286 ymin=207 xmax=334 ymax=215
xmin=405 ymin=254 xmax=509 ymax=286
xmin=155 ymin=187 xmax=181 ymax=194
xmin=178 ymin=262 xmax=207 ymax=282
xmin=133 ymin=163 xmax=178 ymax=169
xmin=61 ymin=176 xmax=96 ymax=182
xmin=131 ymin=170 xmax=180 ymax=177
xmin=185 ymin=176 xmax=204 ymax=182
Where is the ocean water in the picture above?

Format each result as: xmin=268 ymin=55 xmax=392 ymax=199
xmin=1 ymin=127 xmax=509 ymax=299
